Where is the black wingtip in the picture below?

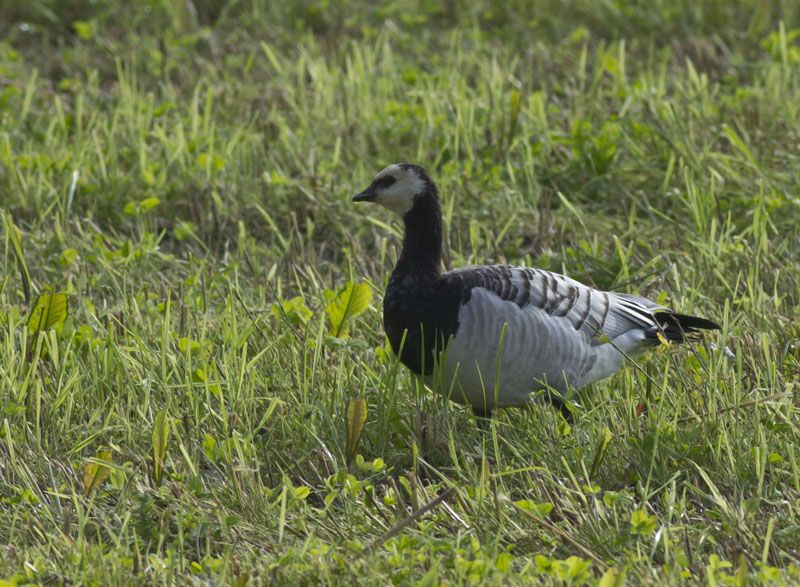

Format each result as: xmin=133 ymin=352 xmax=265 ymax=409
xmin=660 ymin=312 xmax=721 ymax=331
xmin=649 ymin=311 xmax=721 ymax=343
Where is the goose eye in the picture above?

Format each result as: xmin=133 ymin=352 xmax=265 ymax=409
xmin=373 ymin=175 xmax=396 ymax=190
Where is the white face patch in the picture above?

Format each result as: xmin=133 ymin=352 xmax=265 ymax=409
xmin=372 ymin=164 xmax=426 ymax=215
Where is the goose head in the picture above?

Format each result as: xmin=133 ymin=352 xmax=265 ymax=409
xmin=353 ymin=163 xmax=436 ymax=216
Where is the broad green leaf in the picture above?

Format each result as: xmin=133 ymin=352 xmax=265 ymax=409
xmin=346 ymin=398 xmax=367 ymax=463
xmin=203 ymin=434 xmax=218 ymax=463
xmin=152 ymin=408 xmax=170 ymax=487
xmin=27 ymin=288 xmax=68 ymax=336
xmin=535 ymin=555 xmax=553 ymax=573
xmin=59 ymin=248 xmax=79 ymax=266
xmin=325 ymin=281 xmax=372 ymax=338
xmin=495 ymin=552 xmax=513 ymax=573
xmin=514 ymin=500 xmax=553 ymax=517
xmin=141 ymin=169 xmax=156 ymax=186
xmin=177 ymin=337 xmax=201 ymax=353
xmin=272 ymin=295 xmax=312 ymax=325
xmin=555 ymin=556 xmax=592 ymax=583
xmin=72 ymin=20 xmax=94 ymax=40
xmin=173 ymin=220 xmax=197 ymax=241
xmin=83 ymin=450 xmax=113 ymax=496
xmin=293 ymin=485 xmax=310 ymax=500
xmin=597 ymin=567 xmax=624 ymax=587
xmin=590 ymin=427 xmax=613 ymax=480
xmin=630 ymin=509 xmax=658 ymax=535
xmin=140 ymin=197 xmax=161 ymax=211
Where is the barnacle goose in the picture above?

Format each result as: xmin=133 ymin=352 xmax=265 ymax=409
xmin=353 ymin=163 xmax=720 ymax=420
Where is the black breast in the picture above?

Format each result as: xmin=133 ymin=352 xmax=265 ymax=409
xmin=383 ymin=274 xmax=463 ymax=375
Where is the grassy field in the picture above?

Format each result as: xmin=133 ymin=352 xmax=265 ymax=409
xmin=2 ymin=0 xmax=800 ymax=584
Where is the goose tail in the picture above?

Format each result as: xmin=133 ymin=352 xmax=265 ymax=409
xmin=649 ymin=312 xmax=721 ymax=343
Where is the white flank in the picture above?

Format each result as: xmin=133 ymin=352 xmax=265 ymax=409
xmin=428 ymin=270 xmax=660 ymax=409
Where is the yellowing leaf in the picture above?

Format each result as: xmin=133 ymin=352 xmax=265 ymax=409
xmin=27 ymin=288 xmax=68 ymax=336
xmin=346 ymin=398 xmax=367 ymax=463
xmin=83 ymin=450 xmax=113 ymax=496
xmin=152 ymin=408 xmax=170 ymax=487
xmin=325 ymin=281 xmax=372 ymax=338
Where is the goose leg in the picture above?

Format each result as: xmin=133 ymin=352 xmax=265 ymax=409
xmin=546 ymin=393 xmax=574 ymax=424
xmin=472 ymin=406 xmax=494 ymax=431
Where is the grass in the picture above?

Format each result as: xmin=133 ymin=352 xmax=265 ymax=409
xmin=1 ymin=0 xmax=800 ymax=584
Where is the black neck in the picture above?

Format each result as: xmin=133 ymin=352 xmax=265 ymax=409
xmin=393 ymin=190 xmax=442 ymax=280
